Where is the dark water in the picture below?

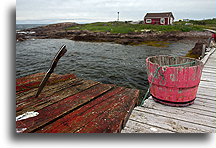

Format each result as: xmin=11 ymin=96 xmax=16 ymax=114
xmin=16 ymin=38 xmax=195 ymax=90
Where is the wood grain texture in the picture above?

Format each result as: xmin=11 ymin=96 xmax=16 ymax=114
xmin=122 ymin=120 xmax=174 ymax=133
xmin=16 ymin=79 xmax=99 ymax=116
xmin=75 ymin=89 xmax=139 ymax=133
xmin=36 ymin=87 xmax=127 ymax=133
xmin=16 ymin=73 xmax=141 ymax=133
xmin=16 ymin=83 xmax=114 ymax=132
xmin=122 ymin=48 xmax=216 ymax=133
xmin=16 ymin=73 xmax=76 ymax=93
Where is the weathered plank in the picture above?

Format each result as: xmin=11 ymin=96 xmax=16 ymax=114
xmin=202 ymin=68 xmax=216 ymax=74
xmin=129 ymin=109 xmax=212 ymax=133
xmin=197 ymin=85 xmax=216 ymax=93
xmin=201 ymin=48 xmax=216 ymax=64
xmin=203 ymin=62 xmax=216 ymax=67
xmin=193 ymin=99 xmax=216 ymax=112
xmin=16 ymin=78 xmax=82 ymax=101
xmin=143 ymin=98 xmax=215 ymax=117
xmin=122 ymin=120 xmax=174 ymax=133
xmin=16 ymin=73 xmax=76 ymax=93
xmin=196 ymin=93 xmax=216 ymax=99
xmin=16 ymin=83 xmax=114 ymax=133
xmin=196 ymin=92 xmax=216 ymax=101
xmin=75 ymin=89 xmax=139 ymax=133
xmin=201 ymin=75 xmax=216 ymax=82
xmin=36 ymin=87 xmax=129 ymax=133
xmin=16 ymin=73 xmax=57 ymax=90
xmin=196 ymin=94 xmax=216 ymax=102
xmin=194 ymin=97 xmax=216 ymax=108
xmin=199 ymin=80 xmax=216 ymax=88
xmin=196 ymin=89 xmax=216 ymax=99
xmin=201 ymin=71 xmax=216 ymax=78
xmin=16 ymin=78 xmax=83 ymax=104
xmin=203 ymin=66 xmax=216 ymax=71
xmin=189 ymin=103 xmax=216 ymax=113
xmin=136 ymin=104 xmax=216 ymax=128
xmin=16 ymin=73 xmax=47 ymax=85
xmin=127 ymin=109 xmax=215 ymax=133
xmin=208 ymin=55 xmax=216 ymax=59
xmin=204 ymin=65 xmax=216 ymax=70
xmin=16 ymin=79 xmax=82 ymax=114
xmin=201 ymin=71 xmax=216 ymax=76
xmin=16 ymin=79 xmax=99 ymax=116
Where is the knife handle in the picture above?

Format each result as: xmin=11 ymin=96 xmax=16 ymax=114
xmin=49 ymin=45 xmax=67 ymax=73
xmin=35 ymin=45 xmax=67 ymax=98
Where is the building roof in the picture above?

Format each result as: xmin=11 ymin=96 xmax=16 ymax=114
xmin=144 ymin=12 xmax=174 ymax=19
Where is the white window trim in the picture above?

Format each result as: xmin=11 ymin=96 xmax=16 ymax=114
xmin=146 ymin=19 xmax=152 ymax=23
xmin=160 ymin=18 xmax=165 ymax=24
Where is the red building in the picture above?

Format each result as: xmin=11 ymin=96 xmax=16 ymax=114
xmin=144 ymin=12 xmax=174 ymax=25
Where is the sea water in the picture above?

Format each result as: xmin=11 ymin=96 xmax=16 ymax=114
xmin=16 ymin=24 xmax=195 ymax=90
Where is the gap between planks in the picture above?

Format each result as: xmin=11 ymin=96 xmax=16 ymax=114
xmin=125 ymin=110 xmax=215 ymax=133
xmin=134 ymin=106 xmax=216 ymax=129
xmin=122 ymin=119 xmax=174 ymax=133
xmin=17 ymin=83 xmax=115 ymax=133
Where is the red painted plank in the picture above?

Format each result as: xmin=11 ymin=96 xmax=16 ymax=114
xmin=16 ymin=78 xmax=81 ymax=100
xmin=16 ymin=79 xmax=98 ymax=116
xmin=16 ymin=83 xmax=114 ymax=133
xmin=35 ymin=88 xmax=139 ymax=133
xmin=16 ymin=73 xmax=76 ymax=93
xmin=16 ymin=73 xmax=46 ymax=85
xmin=75 ymin=89 xmax=139 ymax=133
xmin=35 ymin=87 xmax=126 ymax=133
xmin=16 ymin=73 xmax=60 ymax=87
xmin=16 ymin=78 xmax=81 ymax=103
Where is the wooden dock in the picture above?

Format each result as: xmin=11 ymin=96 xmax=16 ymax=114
xmin=16 ymin=73 xmax=142 ymax=133
xmin=122 ymin=47 xmax=216 ymax=133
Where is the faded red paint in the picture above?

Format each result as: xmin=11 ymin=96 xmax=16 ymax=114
xmin=16 ymin=73 xmax=141 ymax=133
xmin=212 ymin=33 xmax=216 ymax=42
xmin=16 ymin=73 xmax=76 ymax=93
xmin=35 ymin=88 xmax=139 ymax=133
xmin=16 ymin=83 xmax=114 ymax=133
xmin=144 ymin=18 xmax=169 ymax=25
xmin=146 ymin=56 xmax=204 ymax=106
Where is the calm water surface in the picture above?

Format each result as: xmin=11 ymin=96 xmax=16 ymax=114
xmin=16 ymin=38 xmax=195 ymax=90
xmin=16 ymin=24 xmax=47 ymax=31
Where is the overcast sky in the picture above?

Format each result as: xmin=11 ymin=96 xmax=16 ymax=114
xmin=16 ymin=0 xmax=216 ymax=24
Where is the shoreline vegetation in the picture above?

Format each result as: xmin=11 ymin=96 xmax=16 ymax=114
xmin=66 ymin=19 xmax=216 ymax=33
xmin=16 ymin=19 xmax=215 ymax=58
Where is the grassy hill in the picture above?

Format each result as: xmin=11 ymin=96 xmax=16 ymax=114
xmin=66 ymin=19 xmax=216 ymax=34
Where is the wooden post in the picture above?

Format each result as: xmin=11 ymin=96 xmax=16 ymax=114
xmin=201 ymin=44 xmax=206 ymax=59
xmin=207 ymin=37 xmax=212 ymax=48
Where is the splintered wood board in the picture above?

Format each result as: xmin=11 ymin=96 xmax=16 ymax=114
xmin=16 ymin=73 xmax=141 ymax=133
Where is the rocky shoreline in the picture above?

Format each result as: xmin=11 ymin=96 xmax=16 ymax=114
xmin=16 ymin=22 xmax=212 ymax=45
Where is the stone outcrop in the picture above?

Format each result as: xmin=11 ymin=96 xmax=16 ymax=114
xmin=16 ymin=23 xmax=212 ymax=45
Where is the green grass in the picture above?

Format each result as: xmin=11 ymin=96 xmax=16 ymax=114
xmin=174 ymin=18 xmax=216 ymax=30
xmin=66 ymin=19 xmax=215 ymax=34
xmin=189 ymin=19 xmax=216 ymax=26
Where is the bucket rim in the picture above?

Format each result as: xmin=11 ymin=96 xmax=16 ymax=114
xmin=146 ymin=55 xmax=204 ymax=68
